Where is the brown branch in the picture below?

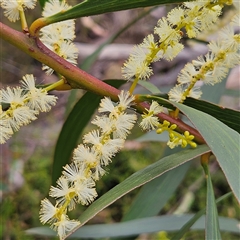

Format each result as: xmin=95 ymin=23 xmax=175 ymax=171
xmin=0 ymin=22 xmax=120 ymax=101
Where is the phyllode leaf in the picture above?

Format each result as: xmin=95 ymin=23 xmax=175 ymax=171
xmin=183 ymin=97 xmax=240 ymax=133
xmin=173 ymin=103 xmax=240 ymax=203
xmin=205 ymin=164 xmax=222 ymax=240
xmin=44 ymin=0 xmax=187 ymax=24
xmin=122 ymin=161 xmax=191 ymax=221
xmin=26 ymin=214 xmax=239 ymax=238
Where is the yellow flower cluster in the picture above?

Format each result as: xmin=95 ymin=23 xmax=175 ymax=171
xmin=139 ymin=101 xmax=197 ymax=149
xmin=168 ymin=13 xmax=240 ymax=103
xmin=0 ymin=74 xmax=57 ymax=144
xmin=122 ymin=0 xmax=227 ymax=82
xmin=156 ymin=120 xmax=197 ymax=149
xmin=40 ymin=0 xmax=78 ymax=75
xmin=39 ymin=91 xmax=137 ymax=239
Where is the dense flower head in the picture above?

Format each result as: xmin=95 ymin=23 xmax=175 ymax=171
xmin=49 ymin=177 xmax=77 ymax=210
xmin=139 ymin=101 xmax=163 ymax=131
xmin=0 ymin=0 xmax=37 ymax=22
xmin=40 ymin=0 xmax=78 ymax=75
xmin=39 ymin=198 xmax=80 ymax=240
xmin=139 ymin=101 xmax=197 ymax=149
xmin=20 ymin=74 xmax=58 ymax=112
xmin=0 ymin=74 xmax=57 ymax=144
xmin=51 ymin=214 xmax=80 ymax=240
xmin=40 ymin=91 xmax=137 ymax=238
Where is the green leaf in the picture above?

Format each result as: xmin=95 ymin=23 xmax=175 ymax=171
xmin=26 ymin=215 xmax=239 ymax=238
xmin=52 ymin=80 xmax=125 ymax=184
xmin=122 ymin=161 xmax=191 ymax=221
xmin=173 ymin=102 xmax=240 ymax=203
xmin=46 ymin=0 xmax=187 ymax=24
xmin=64 ymin=145 xmax=210 ymax=238
xmin=171 ymin=192 xmax=232 ymax=240
xmin=183 ymin=97 xmax=240 ymax=133
xmin=204 ymin=164 xmax=221 ymax=240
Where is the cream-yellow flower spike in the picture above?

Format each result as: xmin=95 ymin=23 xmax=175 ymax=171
xmin=121 ymin=0 xmax=228 ymax=94
xmin=39 ymin=91 xmax=137 ymax=238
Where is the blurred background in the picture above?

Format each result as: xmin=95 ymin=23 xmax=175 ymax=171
xmin=0 ymin=1 xmax=239 ymax=239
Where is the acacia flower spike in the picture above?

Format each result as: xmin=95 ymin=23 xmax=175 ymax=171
xmin=122 ymin=0 xmax=229 ymax=94
xmin=135 ymin=95 xmax=205 ymax=144
xmin=40 ymin=91 xmax=137 ymax=238
xmin=168 ymin=12 xmax=239 ymax=117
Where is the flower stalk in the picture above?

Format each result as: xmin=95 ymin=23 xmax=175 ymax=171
xmin=43 ymin=79 xmax=66 ymax=92
xmin=19 ymin=9 xmax=28 ymax=32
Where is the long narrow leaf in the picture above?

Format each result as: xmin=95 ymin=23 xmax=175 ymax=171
xmin=205 ymin=164 xmax=222 ymax=239
xmin=46 ymin=0 xmax=186 ymax=24
xmin=26 ymin=215 xmax=239 ymax=238
xmin=123 ymin=162 xmax=191 ymax=221
xmin=135 ymin=80 xmax=161 ymax=94
xmin=183 ymin=98 xmax=240 ymax=133
xmin=135 ymin=95 xmax=240 ymax=201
